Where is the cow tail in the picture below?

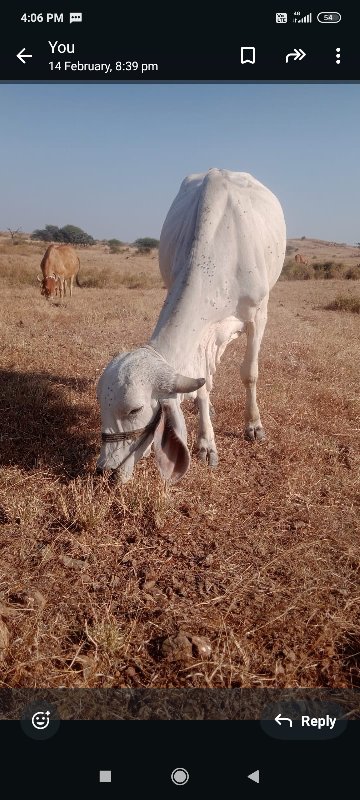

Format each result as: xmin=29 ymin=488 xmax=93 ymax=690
xmin=76 ymin=257 xmax=82 ymax=287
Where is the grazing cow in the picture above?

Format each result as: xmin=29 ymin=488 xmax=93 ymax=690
xmin=38 ymin=244 xmax=81 ymax=299
xmin=96 ymin=168 xmax=286 ymax=483
xmin=294 ymin=253 xmax=308 ymax=265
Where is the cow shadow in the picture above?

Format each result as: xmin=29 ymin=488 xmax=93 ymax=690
xmin=0 ymin=370 xmax=98 ymax=477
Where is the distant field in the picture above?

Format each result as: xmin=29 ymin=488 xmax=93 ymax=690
xmin=282 ymin=238 xmax=360 ymax=281
xmin=0 ymin=237 xmax=359 ymax=693
xmin=286 ymin=237 xmax=360 ymax=263
xmin=0 ymin=234 xmax=163 ymax=290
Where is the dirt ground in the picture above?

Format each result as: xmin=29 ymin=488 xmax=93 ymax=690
xmin=0 ymin=239 xmax=359 ymax=692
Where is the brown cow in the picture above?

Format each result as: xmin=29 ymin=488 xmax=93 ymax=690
xmin=38 ymin=244 xmax=81 ymax=299
xmin=294 ymin=253 xmax=308 ymax=265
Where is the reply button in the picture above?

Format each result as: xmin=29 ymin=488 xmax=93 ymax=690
xmin=261 ymin=702 xmax=347 ymax=740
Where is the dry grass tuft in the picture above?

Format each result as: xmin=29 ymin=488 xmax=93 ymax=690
xmin=324 ymin=294 xmax=360 ymax=313
xmin=55 ymin=477 xmax=114 ymax=533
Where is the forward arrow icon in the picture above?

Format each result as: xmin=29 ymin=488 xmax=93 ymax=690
xmin=286 ymin=48 xmax=306 ymax=63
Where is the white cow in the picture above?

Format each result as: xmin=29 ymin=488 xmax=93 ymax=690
xmin=96 ymin=168 xmax=286 ymax=483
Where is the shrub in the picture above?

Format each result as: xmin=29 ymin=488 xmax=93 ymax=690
xmin=109 ymin=245 xmax=121 ymax=254
xmin=345 ymin=267 xmax=360 ymax=280
xmin=136 ymin=246 xmax=151 ymax=255
xmin=280 ymin=261 xmax=313 ymax=280
xmin=324 ymin=295 xmax=360 ymax=313
xmin=133 ymin=237 xmax=159 ymax=249
xmin=313 ymin=261 xmax=344 ymax=279
xmin=107 ymin=239 xmax=124 ymax=253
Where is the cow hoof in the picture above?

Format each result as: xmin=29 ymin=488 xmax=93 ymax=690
xmin=244 ymin=425 xmax=265 ymax=442
xmin=208 ymin=450 xmax=218 ymax=467
xmin=198 ymin=447 xmax=218 ymax=467
xmin=199 ymin=447 xmax=207 ymax=463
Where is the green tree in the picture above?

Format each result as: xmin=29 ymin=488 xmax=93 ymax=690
xmin=108 ymin=238 xmax=124 ymax=253
xmin=31 ymin=224 xmax=95 ymax=246
xmin=31 ymin=224 xmax=61 ymax=242
xmin=134 ymin=237 xmax=159 ymax=249
xmin=108 ymin=238 xmax=124 ymax=247
xmin=60 ymin=225 xmax=95 ymax=246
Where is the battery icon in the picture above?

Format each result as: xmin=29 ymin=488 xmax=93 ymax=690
xmin=317 ymin=12 xmax=341 ymax=23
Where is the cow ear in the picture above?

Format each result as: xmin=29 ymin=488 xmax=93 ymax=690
xmin=153 ymin=399 xmax=190 ymax=483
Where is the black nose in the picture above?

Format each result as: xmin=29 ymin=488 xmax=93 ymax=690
xmin=95 ymin=467 xmax=121 ymax=484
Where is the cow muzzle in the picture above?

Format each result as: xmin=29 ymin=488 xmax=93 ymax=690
xmin=95 ymin=450 xmax=135 ymax=483
xmin=95 ymin=465 xmax=132 ymax=484
xmin=96 ymin=405 xmax=162 ymax=480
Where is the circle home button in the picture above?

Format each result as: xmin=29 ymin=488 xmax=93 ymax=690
xmin=171 ymin=768 xmax=190 ymax=786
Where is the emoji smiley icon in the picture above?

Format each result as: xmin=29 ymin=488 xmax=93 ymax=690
xmin=31 ymin=711 xmax=50 ymax=730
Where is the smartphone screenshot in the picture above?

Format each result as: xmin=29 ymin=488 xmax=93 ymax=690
xmin=0 ymin=5 xmax=359 ymax=795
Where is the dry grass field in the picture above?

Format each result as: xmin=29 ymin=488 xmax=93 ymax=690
xmin=0 ymin=236 xmax=359 ymax=692
xmin=283 ymin=238 xmax=360 ymax=281
xmin=286 ymin=237 xmax=360 ymax=264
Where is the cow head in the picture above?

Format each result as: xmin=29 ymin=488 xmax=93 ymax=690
xmin=96 ymin=347 xmax=205 ymax=483
xmin=38 ymin=274 xmax=58 ymax=298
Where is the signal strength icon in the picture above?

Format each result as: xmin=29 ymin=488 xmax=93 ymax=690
xmin=293 ymin=11 xmax=312 ymax=23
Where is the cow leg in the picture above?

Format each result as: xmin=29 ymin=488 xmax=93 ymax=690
xmin=240 ymin=297 xmax=268 ymax=441
xmin=63 ymin=279 xmax=67 ymax=297
xmin=70 ymin=276 xmax=73 ymax=297
xmin=194 ymin=396 xmax=215 ymax=418
xmin=196 ymin=384 xmax=218 ymax=467
xmin=58 ymin=278 xmax=63 ymax=299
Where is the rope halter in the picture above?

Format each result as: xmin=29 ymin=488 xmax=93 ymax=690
xmin=101 ymin=404 xmax=162 ymax=444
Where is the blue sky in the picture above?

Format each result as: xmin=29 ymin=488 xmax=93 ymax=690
xmin=1 ymin=83 xmax=359 ymax=243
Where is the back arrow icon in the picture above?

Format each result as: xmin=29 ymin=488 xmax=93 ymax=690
xmin=286 ymin=48 xmax=306 ymax=63
xmin=17 ymin=48 xmax=33 ymax=64
xmin=275 ymin=713 xmax=293 ymax=727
